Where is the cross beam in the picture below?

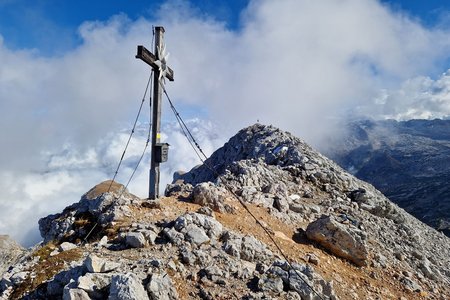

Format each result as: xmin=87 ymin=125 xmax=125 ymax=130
xmin=136 ymin=26 xmax=174 ymax=200
xmin=136 ymin=45 xmax=174 ymax=81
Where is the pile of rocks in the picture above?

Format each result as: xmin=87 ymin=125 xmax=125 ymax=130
xmin=1 ymin=183 xmax=337 ymax=299
xmin=39 ymin=181 xmax=139 ymax=243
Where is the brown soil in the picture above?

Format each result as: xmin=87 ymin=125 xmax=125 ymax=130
xmin=130 ymin=196 xmax=440 ymax=300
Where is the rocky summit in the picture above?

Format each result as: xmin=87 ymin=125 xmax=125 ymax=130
xmin=1 ymin=123 xmax=449 ymax=300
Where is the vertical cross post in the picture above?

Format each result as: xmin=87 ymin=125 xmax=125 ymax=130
xmin=136 ymin=26 xmax=174 ymax=200
xmin=149 ymin=26 xmax=164 ymax=200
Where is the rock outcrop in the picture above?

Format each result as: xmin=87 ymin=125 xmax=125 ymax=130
xmin=0 ymin=235 xmax=25 ymax=277
xmin=171 ymin=124 xmax=450 ymax=296
xmin=1 ymin=124 xmax=449 ymax=300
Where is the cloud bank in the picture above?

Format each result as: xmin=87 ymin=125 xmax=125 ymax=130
xmin=358 ymin=71 xmax=450 ymax=120
xmin=2 ymin=0 xmax=450 ymax=245
xmin=0 ymin=119 xmax=223 ymax=246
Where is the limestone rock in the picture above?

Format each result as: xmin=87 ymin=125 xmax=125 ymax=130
xmin=84 ymin=255 xmax=120 ymax=273
xmin=146 ymin=273 xmax=179 ymax=300
xmin=9 ymin=271 xmax=28 ymax=285
xmin=260 ymin=260 xmax=338 ymax=299
xmin=59 ymin=242 xmax=78 ymax=252
xmin=63 ymin=287 xmax=91 ymax=300
xmin=77 ymin=273 xmax=112 ymax=298
xmin=47 ymin=266 xmax=87 ymax=297
xmin=108 ymin=273 xmax=149 ymax=300
xmin=192 ymin=182 xmax=232 ymax=213
xmin=184 ymin=224 xmax=210 ymax=246
xmin=258 ymin=275 xmax=284 ymax=293
xmin=400 ymin=276 xmax=422 ymax=292
xmin=306 ymin=215 xmax=368 ymax=266
xmin=222 ymin=231 xmax=273 ymax=262
xmin=174 ymin=213 xmax=223 ymax=240
xmin=305 ymin=253 xmax=320 ymax=265
xmin=4 ymin=124 xmax=450 ymax=300
xmin=0 ymin=235 xmax=25 ymax=276
xmin=165 ymin=181 xmax=193 ymax=197
xmin=125 ymin=232 xmax=147 ymax=248
xmin=163 ymin=228 xmax=184 ymax=245
xmin=39 ymin=180 xmax=139 ymax=243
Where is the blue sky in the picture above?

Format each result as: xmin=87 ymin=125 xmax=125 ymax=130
xmin=0 ymin=0 xmax=249 ymax=55
xmin=1 ymin=0 xmax=450 ymax=55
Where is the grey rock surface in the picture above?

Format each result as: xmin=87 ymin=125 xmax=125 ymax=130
xmin=77 ymin=273 xmax=112 ymax=298
xmin=222 ymin=231 xmax=273 ymax=262
xmin=63 ymin=287 xmax=91 ymax=300
xmin=125 ymin=232 xmax=147 ymax=248
xmin=0 ymin=235 xmax=25 ymax=276
xmin=60 ymin=242 xmax=78 ymax=252
xmin=84 ymin=255 xmax=120 ymax=273
xmin=175 ymin=124 xmax=450 ymax=288
xmin=306 ymin=215 xmax=368 ymax=266
xmin=192 ymin=182 xmax=232 ymax=213
xmin=173 ymin=212 xmax=223 ymax=240
xmin=39 ymin=180 xmax=139 ymax=243
xmin=147 ymin=273 xmax=178 ymax=300
xmin=184 ymin=224 xmax=210 ymax=245
xmin=108 ymin=273 xmax=149 ymax=300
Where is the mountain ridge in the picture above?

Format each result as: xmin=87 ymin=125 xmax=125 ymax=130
xmin=1 ymin=123 xmax=449 ymax=299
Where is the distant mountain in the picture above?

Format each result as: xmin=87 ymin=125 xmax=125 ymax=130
xmin=325 ymin=119 xmax=450 ymax=237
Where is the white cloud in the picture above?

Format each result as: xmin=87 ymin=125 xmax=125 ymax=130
xmin=161 ymin=0 xmax=450 ymax=144
xmin=0 ymin=120 xmax=223 ymax=246
xmin=356 ymin=71 xmax=450 ymax=120
xmin=2 ymin=0 xmax=450 ymax=246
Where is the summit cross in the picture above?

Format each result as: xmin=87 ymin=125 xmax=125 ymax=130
xmin=136 ymin=26 xmax=174 ymax=200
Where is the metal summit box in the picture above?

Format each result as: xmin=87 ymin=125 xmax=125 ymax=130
xmin=155 ymin=143 xmax=170 ymax=163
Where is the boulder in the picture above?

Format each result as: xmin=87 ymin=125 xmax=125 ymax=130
xmin=261 ymin=260 xmax=338 ymax=299
xmin=163 ymin=228 xmax=185 ymax=245
xmin=146 ymin=273 xmax=179 ymax=300
xmin=192 ymin=182 xmax=231 ymax=213
xmin=222 ymin=231 xmax=273 ymax=262
xmin=164 ymin=181 xmax=193 ymax=197
xmin=174 ymin=213 xmax=223 ymax=240
xmin=84 ymin=255 xmax=120 ymax=273
xmin=184 ymin=225 xmax=210 ymax=246
xmin=108 ymin=273 xmax=149 ymax=300
xmin=399 ymin=276 xmax=422 ymax=292
xmin=125 ymin=232 xmax=147 ymax=248
xmin=306 ymin=215 xmax=368 ymax=266
xmin=77 ymin=273 xmax=112 ymax=298
xmin=273 ymin=196 xmax=289 ymax=213
xmin=59 ymin=242 xmax=78 ymax=252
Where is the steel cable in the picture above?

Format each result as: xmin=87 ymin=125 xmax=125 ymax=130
xmin=161 ymin=86 xmax=326 ymax=300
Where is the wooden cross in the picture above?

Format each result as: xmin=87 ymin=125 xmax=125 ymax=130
xmin=136 ymin=26 xmax=174 ymax=199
